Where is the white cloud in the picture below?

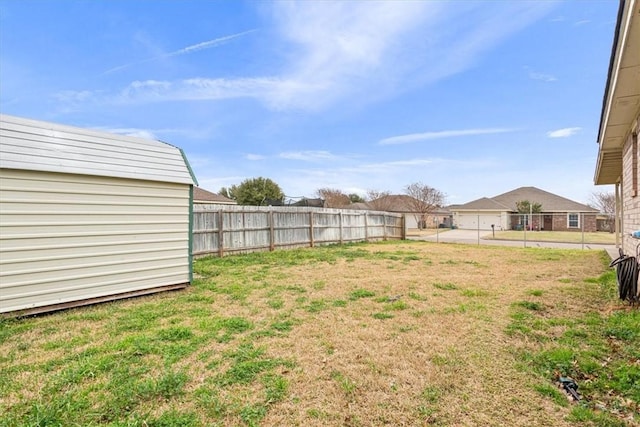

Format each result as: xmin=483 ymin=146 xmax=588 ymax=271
xmin=265 ymin=2 xmax=557 ymax=110
xmin=279 ymin=150 xmax=339 ymax=162
xmin=547 ymin=127 xmax=581 ymax=138
xmin=379 ymin=128 xmax=515 ymax=145
xmin=58 ymin=2 xmax=556 ymax=112
xmin=98 ymin=127 xmax=158 ymax=140
xmin=92 ymin=125 xmax=215 ymax=141
xmin=111 ymin=77 xmax=274 ymax=103
xmin=53 ymin=90 xmax=94 ymax=103
xmin=529 ymin=71 xmax=557 ymax=82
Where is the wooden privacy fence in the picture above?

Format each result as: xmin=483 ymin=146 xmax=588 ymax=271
xmin=192 ymin=205 xmax=405 ymax=257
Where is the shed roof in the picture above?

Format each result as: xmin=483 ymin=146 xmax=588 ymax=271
xmin=0 ymin=114 xmax=196 ymax=185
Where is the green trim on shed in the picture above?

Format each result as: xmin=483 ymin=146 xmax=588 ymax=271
xmin=179 ymin=148 xmax=199 ymax=186
xmin=188 ymin=185 xmax=194 ymax=284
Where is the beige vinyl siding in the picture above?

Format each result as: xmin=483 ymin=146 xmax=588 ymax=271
xmin=0 ymin=169 xmax=191 ymax=313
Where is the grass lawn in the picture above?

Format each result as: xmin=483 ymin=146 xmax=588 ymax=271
xmin=1 ymin=242 xmax=637 ymax=426
xmin=405 ymin=227 xmax=443 ymax=237
xmin=487 ymin=230 xmax=616 ymax=245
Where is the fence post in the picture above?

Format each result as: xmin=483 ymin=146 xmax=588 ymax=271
xmin=581 ymin=213 xmax=585 ymax=250
xmin=477 ymin=214 xmax=480 ymax=245
xmin=383 ymin=214 xmax=388 ymax=241
xmin=309 ymin=211 xmax=315 ymax=247
xmin=339 ymin=211 xmax=344 ymax=244
xmin=364 ymin=212 xmax=369 ymax=242
xmin=401 ymin=214 xmax=406 ymax=240
xmin=269 ymin=210 xmax=275 ymax=251
xmin=523 ymin=213 xmax=527 ymax=248
xmin=217 ymin=210 xmax=224 ymax=258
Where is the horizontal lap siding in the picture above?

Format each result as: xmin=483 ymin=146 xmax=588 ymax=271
xmin=0 ymin=169 xmax=191 ymax=313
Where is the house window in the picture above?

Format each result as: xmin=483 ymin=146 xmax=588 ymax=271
xmin=568 ymin=213 xmax=579 ymax=228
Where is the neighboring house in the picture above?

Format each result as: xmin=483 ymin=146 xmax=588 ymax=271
xmin=594 ymin=0 xmax=640 ymax=256
xmin=0 ymin=114 xmax=197 ymax=315
xmin=193 ymin=186 xmax=237 ymax=205
xmin=369 ymin=194 xmax=451 ymax=229
xmin=347 ymin=202 xmax=372 ymax=211
xmin=289 ymin=198 xmax=325 ymax=207
xmin=450 ymin=187 xmax=598 ymax=231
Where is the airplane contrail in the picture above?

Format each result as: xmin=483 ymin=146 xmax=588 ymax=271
xmin=103 ymin=29 xmax=257 ymax=75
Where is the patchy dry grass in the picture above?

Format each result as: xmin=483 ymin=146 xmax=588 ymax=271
xmin=0 ymin=241 xmax=636 ymax=426
xmin=488 ymin=230 xmax=616 ymax=245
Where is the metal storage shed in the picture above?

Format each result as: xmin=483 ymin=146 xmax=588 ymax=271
xmin=0 ymin=114 xmax=197 ymax=315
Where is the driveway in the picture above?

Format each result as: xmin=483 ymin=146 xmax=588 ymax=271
xmin=408 ymin=229 xmax=618 ymax=258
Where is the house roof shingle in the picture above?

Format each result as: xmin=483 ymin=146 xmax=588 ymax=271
xmin=193 ymin=187 xmax=237 ymax=204
xmin=449 ymin=197 xmax=510 ymax=211
xmin=370 ymin=194 xmax=450 ymax=214
xmin=452 ymin=186 xmax=597 ymax=213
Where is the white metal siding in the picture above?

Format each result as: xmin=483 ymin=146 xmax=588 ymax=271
xmin=0 ymin=114 xmax=194 ymax=185
xmin=0 ymin=169 xmax=191 ymax=313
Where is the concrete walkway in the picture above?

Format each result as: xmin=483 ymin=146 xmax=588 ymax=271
xmin=408 ymin=229 xmax=619 ymax=259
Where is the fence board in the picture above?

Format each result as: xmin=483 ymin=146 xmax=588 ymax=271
xmin=192 ymin=205 xmax=404 ymax=257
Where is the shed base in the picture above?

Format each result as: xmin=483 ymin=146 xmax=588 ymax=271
xmin=2 ymin=283 xmax=189 ymax=318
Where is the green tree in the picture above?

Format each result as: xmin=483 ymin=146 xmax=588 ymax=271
xmin=226 ymin=177 xmax=284 ymax=206
xmin=515 ymin=200 xmax=542 ymax=231
xmin=218 ymin=187 xmax=234 ymax=199
xmin=349 ymin=193 xmax=365 ymax=203
xmin=515 ymin=200 xmax=542 ymax=213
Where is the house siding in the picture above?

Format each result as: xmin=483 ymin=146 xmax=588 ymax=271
xmin=0 ymin=169 xmax=191 ymax=313
xmin=621 ymin=117 xmax=640 ymax=257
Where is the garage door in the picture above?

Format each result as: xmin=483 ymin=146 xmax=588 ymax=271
xmin=456 ymin=214 xmax=502 ymax=230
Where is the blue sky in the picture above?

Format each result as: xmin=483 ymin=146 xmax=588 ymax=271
xmin=0 ymin=1 xmax=618 ymax=205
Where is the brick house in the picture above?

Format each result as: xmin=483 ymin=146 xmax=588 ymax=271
xmin=449 ymin=187 xmax=598 ymax=231
xmin=594 ymin=0 xmax=640 ymax=256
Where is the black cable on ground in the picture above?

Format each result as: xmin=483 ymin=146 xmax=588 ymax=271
xmin=609 ymin=248 xmax=639 ymax=304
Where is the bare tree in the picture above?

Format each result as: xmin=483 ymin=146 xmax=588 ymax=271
xmin=404 ymin=182 xmax=445 ymax=229
xmin=366 ymin=189 xmax=392 ymax=211
xmin=590 ymin=190 xmax=615 ymax=232
xmin=316 ymin=188 xmax=350 ymax=208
